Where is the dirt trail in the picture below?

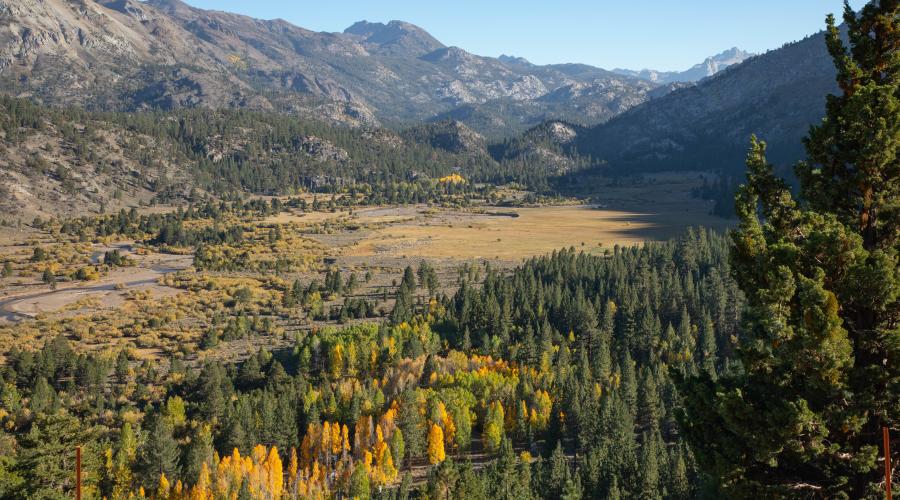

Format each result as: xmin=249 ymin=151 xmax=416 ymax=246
xmin=0 ymin=251 xmax=192 ymax=323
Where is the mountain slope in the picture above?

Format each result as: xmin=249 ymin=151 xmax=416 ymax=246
xmin=576 ymin=32 xmax=837 ymax=174
xmin=1 ymin=95 xmax=595 ymax=219
xmin=0 ymin=0 xmax=667 ymax=136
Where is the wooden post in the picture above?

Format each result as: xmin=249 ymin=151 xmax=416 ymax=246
xmin=886 ymin=427 xmax=893 ymax=500
xmin=76 ymin=445 xmax=82 ymax=500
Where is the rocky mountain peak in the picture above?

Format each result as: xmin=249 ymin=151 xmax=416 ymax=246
xmin=498 ymin=54 xmax=532 ymax=66
xmin=404 ymin=120 xmax=486 ymax=155
xmin=545 ymin=121 xmax=578 ymax=144
xmin=693 ymin=47 xmax=753 ymax=77
xmin=613 ymin=47 xmax=754 ymax=84
xmin=343 ymin=19 xmax=444 ymax=56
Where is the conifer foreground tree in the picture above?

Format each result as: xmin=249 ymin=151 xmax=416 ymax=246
xmin=680 ymin=2 xmax=899 ymax=498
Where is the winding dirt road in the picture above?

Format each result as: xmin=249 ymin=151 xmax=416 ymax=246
xmin=0 ymin=251 xmax=192 ymax=323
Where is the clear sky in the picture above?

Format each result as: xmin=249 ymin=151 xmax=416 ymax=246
xmin=180 ymin=0 xmax=869 ymax=71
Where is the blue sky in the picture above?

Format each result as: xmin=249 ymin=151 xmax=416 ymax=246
xmin=181 ymin=0 xmax=869 ymax=71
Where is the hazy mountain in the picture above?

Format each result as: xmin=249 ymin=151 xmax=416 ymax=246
xmin=574 ymin=34 xmax=837 ymax=174
xmin=343 ymin=20 xmax=444 ymax=56
xmin=0 ymin=0 xmax=668 ymax=137
xmin=613 ymin=47 xmax=754 ymax=83
xmin=498 ymin=54 xmax=532 ymax=66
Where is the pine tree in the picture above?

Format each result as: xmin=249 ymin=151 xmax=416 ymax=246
xmin=426 ymin=459 xmax=460 ymax=500
xmin=182 ymin=425 xmax=214 ymax=483
xmin=697 ymin=312 xmax=717 ymax=379
xmin=560 ymin=475 xmax=583 ymax=500
xmin=638 ymin=431 xmax=662 ymax=500
xmin=16 ymin=413 xmax=99 ymax=498
xmin=669 ymin=444 xmax=691 ymax=500
xmin=399 ymin=389 xmax=426 ymax=459
xmin=138 ymin=415 xmax=180 ymax=489
xmin=680 ymin=2 xmax=900 ymax=497
xmin=349 ymin=462 xmax=371 ymax=499
xmin=391 ymin=281 xmax=414 ymax=325
xmin=391 ymin=428 xmax=406 ymax=469
xmin=41 ymin=268 xmax=54 ymax=287
xmin=545 ymin=441 xmax=570 ymax=499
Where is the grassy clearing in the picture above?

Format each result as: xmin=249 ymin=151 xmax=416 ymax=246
xmin=345 ymin=205 xmax=717 ymax=260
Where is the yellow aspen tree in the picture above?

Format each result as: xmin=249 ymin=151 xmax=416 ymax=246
xmin=311 ymin=460 xmax=321 ymax=484
xmin=190 ymin=462 xmax=211 ymax=500
xmin=373 ymin=435 xmax=397 ymax=485
xmin=369 ymin=455 xmax=387 ymax=486
xmin=379 ymin=404 xmax=398 ymax=437
xmin=386 ymin=337 xmax=398 ymax=361
xmin=529 ymin=408 xmax=539 ymax=430
xmin=483 ymin=401 xmax=505 ymax=452
xmin=330 ymin=422 xmax=342 ymax=457
xmin=341 ymin=424 xmax=350 ymax=459
xmin=535 ymin=390 xmax=552 ymax=429
xmin=369 ymin=343 xmax=378 ymax=374
xmin=427 ymin=423 xmax=445 ymax=465
xmin=252 ymin=444 xmax=267 ymax=466
xmin=321 ymin=422 xmax=332 ymax=463
xmin=288 ymin=448 xmax=299 ymax=491
xmin=346 ymin=342 xmax=358 ymax=376
xmin=517 ymin=400 xmax=529 ymax=436
xmin=438 ymin=404 xmax=456 ymax=449
xmin=248 ymin=448 xmax=265 ymax=498
xmin=375 ymin=424 xmax=385 ymax=446
xmin=330 ymin=344 xmax=344 ymax=379
xmin=157 ymin=473 xmax=171 ymax=500
xmin=301 ymin=424 xmax=316 ymax=466
xmin=295 ymin=475 xmax=309 ymax=498
xmin=214 ymin=452 xmax=232 ymax=498
xmin=354 ymin=416 xmax=371 ymax=455
xmin=266 ymin=446 xmax=284 ymax=499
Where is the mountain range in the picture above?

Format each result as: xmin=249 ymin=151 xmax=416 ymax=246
xmin=612 ymin=48 xmax=754 ymax=84
xmin=0 ymin=0 xmax=846 ymax=215
xmin=0 ymin=0 xmax=742 ymax=137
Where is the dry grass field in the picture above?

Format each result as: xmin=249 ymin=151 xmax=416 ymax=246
xmin=343 ymin=204 xmax=728 ymax=261
xmin=332 ymin=173 xmax=731 ymax=262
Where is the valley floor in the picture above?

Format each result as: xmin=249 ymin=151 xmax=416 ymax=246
xmin=0 ymin=172 xmax=731 ymax=364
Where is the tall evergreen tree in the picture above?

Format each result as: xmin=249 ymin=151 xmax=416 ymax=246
xmin=680 ymin=2 xmax=900 ymax=497
xmin=138 ymin=415 xmax=180 ymax=489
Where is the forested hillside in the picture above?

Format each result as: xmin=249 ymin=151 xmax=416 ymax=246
xmin=570 ymin=28 xmax=838 ymax=176
xmin=0 ymin=229 xmax=743 ymax=498
xmin=0 ymin=97 xmax=584 ymax=218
